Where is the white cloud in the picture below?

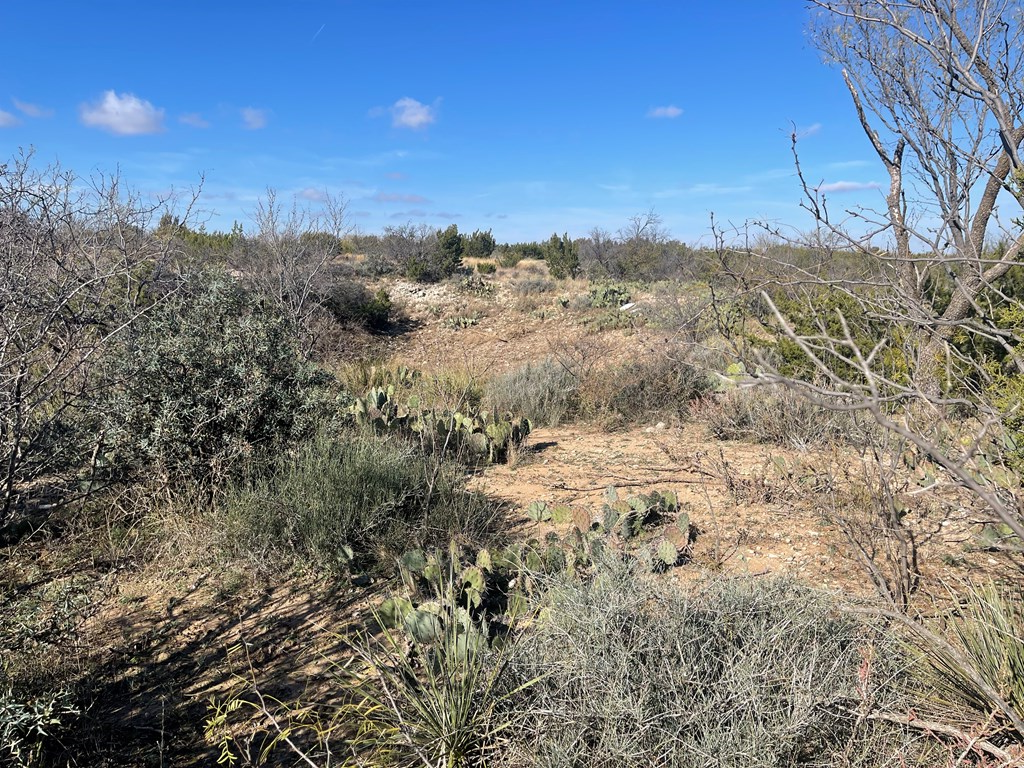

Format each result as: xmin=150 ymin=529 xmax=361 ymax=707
xmin=647 ymin=105 xmax=683 ymax=119
xmin=816 ymin=180 xmax=881 ymax=193
xmin=298 ymin=187 xmax=328 ymax=202
xmin=390 ymin=97 xmax=437 ymax=129
xmin=0 ymin=110 xmax=19 ymax=127
xmin=12 ymin=99 xmax=53 ymax=118
xmin=241 ymin=107 xmax=267 ymax=130
xmin=179 ymin=112 xmax=209 ymax=128
xmin=80 ymin=91 xmax=165 ymax=135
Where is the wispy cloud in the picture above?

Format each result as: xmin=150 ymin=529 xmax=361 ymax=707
xmin=796 ymin=122 xmax=822 ymax=138
xmin=827 ymin=159 xmax=870 ymax=170
xmin=647 ymin=105 xmax=683 ymax=119
xmin=80 ymin=91 xmax=165 ymax=135
xmin=743 ymin=167 xmax=795 ymax=183
xmin=372 ymin=192 xmax=430 ymax=204
xmin=654 ymin=182 xmax=753 ymax=198
xmin=0 ymin=110 xmax=19 ymax=127
xmin=387 ymin=97 xmax=437 ymax=130
xmin=816 ymin=180 xmax=881 ymax=193
xmin=298 ymin=187 xmax=328 ymax=202
xmin=12 ymin=99 xmax=53 ymax=118
xmin=599 ymin=183 xmax=632 ymax=192
xmin=385 ymin=171 xmax=406 ymax=180
xmin=390 ymin=209 xmax=430 ymax=218
xmin=179 ymin=112 xmax=209 ymax=128
xmin=436 ymin=211 xmax=461 ymax=220
xmin=241 ymin=107 xmax=268 ymax=130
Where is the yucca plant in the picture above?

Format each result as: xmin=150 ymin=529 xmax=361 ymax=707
xmin=910 ymin=581 xmax=1024 ymax=741
xmin=344 ymin=576 xmax=542 ymax=768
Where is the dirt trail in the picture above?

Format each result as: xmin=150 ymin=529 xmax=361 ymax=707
xmin=475 ymin=422 xmax=871 ymax=592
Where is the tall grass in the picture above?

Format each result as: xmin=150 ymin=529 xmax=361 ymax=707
xmin=485 ymin=359 xmax=579 ymax=427
xmin=910 ymin=581 xmax=1024 ymax=740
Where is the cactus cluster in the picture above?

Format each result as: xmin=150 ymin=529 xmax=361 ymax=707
xmin=445 ymin=315 xmax=480 ymax=329
xmin=525 ymin=501 xmax=573 ymax=523
xmin=380 ymin=542 xmax=558 ymax=656
xmin=379 ymin=492 xmax=696 ymax=658
xmin=601 ymin=486 xmax=679 ymax=540
xmin=349 ymin=385 xmax=530 ymax=463
xmin=587 ymin=282 xmax=632 ymax=308
xmin=522 ymin=486 xmax=695 ymax=575
xmin=460 ymin=274 xmax=495 ymax=295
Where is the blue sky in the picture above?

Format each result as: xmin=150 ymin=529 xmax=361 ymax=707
xmin=0 ymin=1 xmax=884 ymax=243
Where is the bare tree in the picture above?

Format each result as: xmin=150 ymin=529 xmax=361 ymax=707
xmin=726 ymin=1 xmax=1024 ymax=553
xmin=365 ymin=223 xmax=444 ymax=280
xmin=807 ymin=0 xmax=1024 ymax=385
xmin=678 ymin=1 xmax=1024 ymax=621
xmin=616 ymin=210 xmax=674 ymax=279
xmin=579 ymin=226 xmax=618 ymax=277
xmin=0 ymin=151 xmax=190 ymax=522
xmin=236 ymin=188 xmax=351 ymax=346
xmin=577 ymin=213 xmax=684 ymax=280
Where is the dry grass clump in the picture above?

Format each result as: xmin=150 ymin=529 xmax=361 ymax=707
xmin=485 ymin=358 xmax=579 ymax=427
xmin=498 ymin=561 xmax=939 ymax=768
xmin=691 ymin=383 xmax=862 ymax=449
xmin=578 ymin=349 xmax=712 ymax=426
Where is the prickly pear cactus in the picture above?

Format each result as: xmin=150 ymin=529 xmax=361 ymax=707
xmin=656 ymin=539 xmax=679 ymax=569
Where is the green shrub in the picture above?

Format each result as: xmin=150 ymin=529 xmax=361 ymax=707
xmin=465 ymin=228 xmax=497 ymax=260
xmin=500 ymin=564 xmax=934 ymax=768
xmin=545 ymin=232 xmax=579 ymax=280
xmin=476 ymin=261 xmax=497 ymax=275
xmin=485 ymin=359 xmax=579 ymax=427
xmin=222 ymin=431 xmax=497 ymax=573
xmin=757 ymin=289 xmax=911 ymax=386
xmin=435 ymin=224 xmax=465 ymax=277
xmin=99 ymin=271 xmax=335 ymax=483
xmin=322 ymin=283 xmax=392 ymax=330
xmin=986 ymin=372 xmax=1024 ymax=470
xmin=0 ymin=686 xmax=79 ymax=767
xmin=495 ymin=246 xmax=523 ymax=269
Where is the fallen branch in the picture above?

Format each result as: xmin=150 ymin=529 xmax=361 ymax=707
xmin=553 ymin=476 xmax=709 ymax=492
xmin=857 ymin=710 xmax=1015 ymax=764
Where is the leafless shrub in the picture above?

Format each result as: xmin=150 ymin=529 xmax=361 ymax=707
xmin=233 ymin=188 xmax=352 ymax=354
